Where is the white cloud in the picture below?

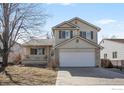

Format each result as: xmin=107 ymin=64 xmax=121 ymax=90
xmin=61 ymin=3 xmax=72 ymax=6
xmin=45 ymin=3 xmax=72 ymax=6
xmin=95 ymin=19 xmax=116 ymax=25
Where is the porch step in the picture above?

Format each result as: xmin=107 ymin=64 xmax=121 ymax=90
xmin=23 ymin=59 xmax=46 ymax=61
xmin=24 ymin=55 xmax=47 ymax=61
xmin=22 ymin=60 xmax=47 ymax=65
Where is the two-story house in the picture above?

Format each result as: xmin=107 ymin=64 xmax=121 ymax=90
xmin=22 ymin=17 xmax=101 ymax=67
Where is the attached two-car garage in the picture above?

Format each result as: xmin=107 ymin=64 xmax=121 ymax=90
xmin=59 ymin=49 xmax=96 ymax=67
xmin=55 ymin=36 xmax=100 ymax=67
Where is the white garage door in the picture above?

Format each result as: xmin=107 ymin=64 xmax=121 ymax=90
xmin=59 ymin=51 xmax=95 ymax=67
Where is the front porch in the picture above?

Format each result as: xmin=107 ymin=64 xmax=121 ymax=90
xmin=22 ymin=45 xmax=52 ymax=65
xmin=22 ymin=55 xmax=48 ymax=65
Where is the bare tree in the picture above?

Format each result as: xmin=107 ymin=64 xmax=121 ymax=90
xmin=0 ymin=3 xmax=48 ymax=68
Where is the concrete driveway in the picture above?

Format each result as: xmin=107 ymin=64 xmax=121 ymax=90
xmin=56 ymin=68 xmax=124 ymax=85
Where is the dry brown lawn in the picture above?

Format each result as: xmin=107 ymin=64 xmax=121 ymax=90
xmin=0 ymin=65 xmax=57 ymax=85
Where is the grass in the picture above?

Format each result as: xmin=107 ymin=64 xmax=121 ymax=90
xmin=0 ymin=65 xmax=57 ymax=85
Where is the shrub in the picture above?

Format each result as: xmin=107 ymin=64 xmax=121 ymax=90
xmin=101 ymin=59 xmax=113 ymax=68
xmin=48 ymin=57 xmax=58 ymax=70
xmin=44 ymin=55 xmax=48 ymax=60
xmin=13 ymin=54 xmax=22 ymax=65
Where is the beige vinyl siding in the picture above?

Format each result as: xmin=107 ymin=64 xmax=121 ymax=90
xmin=69 ymin=19 xmax=98 ymax=43
xmin=53 ymin=19 xmax=98 ymax=46
xmin=58 ymin=23 xmax=74 ymax=28
xmin=57 ymin=37 xmax=97 ymax=49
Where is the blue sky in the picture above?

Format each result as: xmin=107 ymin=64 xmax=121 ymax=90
xmin=41 ymin=3 xmax=124 ymax=41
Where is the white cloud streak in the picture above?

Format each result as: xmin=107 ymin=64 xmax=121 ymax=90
xmin=95 ymin=19 xmax=116 ymax=25
xmin=45 ymin=3 xmax=72 ymax=6
xmin=60 ymin=3 xmax=72 ymax=5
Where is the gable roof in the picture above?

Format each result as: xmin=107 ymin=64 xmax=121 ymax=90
xmin=52 ymin=17 xmax=101 ymax=31
xmin=55 ymin=35 xmax=101 ymax=49
xmin=13 ymin=42 xmax=22 ymax=47
xmin=22 ymin=39 xmax=53 ymax=46
xmin=103 ymin=39 xmax=124 ymax=44
xmin=68 ymin=17 xmax=101 ymax=31
xmin=52 ymin=21 xmax=79 ymax=29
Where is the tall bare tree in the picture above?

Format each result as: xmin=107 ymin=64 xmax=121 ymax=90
xmin=0 ymin=3 xmax=48 ymax=68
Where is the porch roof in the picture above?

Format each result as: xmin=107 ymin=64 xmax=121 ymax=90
xmin=22 ymin=39 xmax=54 ymax=46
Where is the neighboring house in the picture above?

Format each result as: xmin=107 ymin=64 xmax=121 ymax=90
xmin=22 ymin=17 xmax=101 ymax=67
xmin=100 ymin=39 xmax=124 ymax=67
xmin=0 ymin=41 xmax=22 ymax=63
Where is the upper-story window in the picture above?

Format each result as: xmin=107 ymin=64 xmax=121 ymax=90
xmin=59 ymin=30 xmax=72 ymax=39
xmin=80 ymin=31 xmax=86 ymax=38
xmin=86 ymin=32 xmax=91 ymax=40
xmin=80 ymin=31 xmax=93 ymax=40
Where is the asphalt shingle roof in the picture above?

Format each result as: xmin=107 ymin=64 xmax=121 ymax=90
xmin=105 ymin=39 xmax=124 ymax=44
xmin=23 ymin=39 xmax=53 ymax=46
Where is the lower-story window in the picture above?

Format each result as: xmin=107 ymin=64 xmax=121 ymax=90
xmin=104 ymin=53 xmax=107 ymax=59
xmin=112 ymin=51 xmax=117 ymax=59
xmin=30 ymin=48 xmax=45 ymax=55
xmin=30 ymin=48 xmax=37 ymax=55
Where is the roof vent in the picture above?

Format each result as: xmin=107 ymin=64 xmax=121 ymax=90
xmin=75 ymin=20 xmax=77 ymax=24
xmin=76 ymin=39 xmax=79 ymax=43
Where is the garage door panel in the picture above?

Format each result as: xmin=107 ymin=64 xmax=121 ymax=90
xmin=59 ymin=51 xmax=95 ymax=67
xmin=59 ymin=49 xmax=95 ymax=52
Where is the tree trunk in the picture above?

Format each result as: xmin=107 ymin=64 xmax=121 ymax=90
xmin=2 ymin=48 xmax=9 ymax=67
xmin=1 ymin=3 xmax=9 ymax=68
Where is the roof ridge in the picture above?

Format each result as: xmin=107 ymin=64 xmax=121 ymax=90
xmin=100 ymin=38 xmax=124 ymax=41
xmin=103 ymin=39 xmax=124 ymax=44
